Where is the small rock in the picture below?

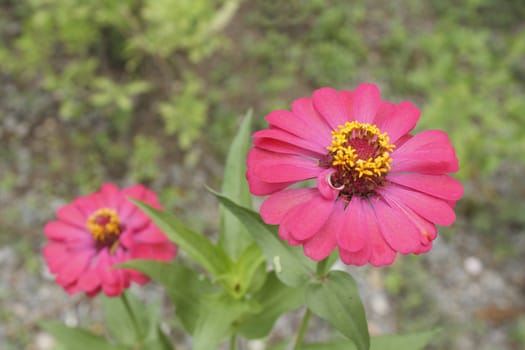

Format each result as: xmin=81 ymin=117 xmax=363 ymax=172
xmin=370 ymin=293 xmax=390 ymax=316
xmin=464 ymin=256 xmax=483 ymax=276
xmin=64 ymin=311 xmax=78 ymax=327
xmin=35 ymin=332 xmax=54 ymax=350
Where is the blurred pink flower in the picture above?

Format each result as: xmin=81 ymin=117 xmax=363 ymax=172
xmin=247 ymin=83 xmax=462 ymax=266
xmin=43 ymin=183 xmax=177 ymax=297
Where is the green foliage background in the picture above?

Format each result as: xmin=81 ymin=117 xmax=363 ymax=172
xmin=1 ymin=0 xmax=524 ymax=349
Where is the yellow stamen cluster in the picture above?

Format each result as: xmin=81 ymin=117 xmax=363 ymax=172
xmin=87 ymin=208 xmax=121 ymax=242
xmin=327 ymin=121 xmax=395 ymax=179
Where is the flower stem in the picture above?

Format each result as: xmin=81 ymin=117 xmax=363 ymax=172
xmin=121 ymin=291 xmax=142 ymax=342
xmin=292 ymin=308 xmax=312 ymax=350
xmin=316 ymin=257 xmax=329 ymax=276
xmin=230 ymin=334 xmax=237 ymax=350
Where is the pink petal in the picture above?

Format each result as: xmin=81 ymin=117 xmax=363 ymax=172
xmin=98 ymin=183 xmax=120 ymax=208
xmin=44 ymin=221 xmax=89 ymax=242
xmin=351 ymin=83 xmax=382 ymax=124
xmin=56 ymin=203 xmax=86 ymax=228
xmin=127 ymin=268 xmax=149 ymax=285
xmin=336 ymin=197 xmax=369 ymax=252
xmin=387 ymin=173 xmax=463 ymax=200
xmin=417 ymin=240 xmax=433 ymax=254
xmin=123 ymin=205 xmax=153 ymax=233
xmin=246 ymin=170 xmax=294 ymax=195
xmin=97 ymin=250 xmax=126 ymax=296
xmin=339 ymin=90 xmax=355 ymax=121
xmin=303 ymin=201 xmax=344 ymax=261
xmin=278 ymin=224 xmax=301 ymax=246
xmin=371 ymin=197 xmax=421 ymax=254
xmin=380 ymin=185 xmax=456 ymax=226
xmin=282 ymin=195 xmax=334 ymax=241
xmin=342 ymin=199 xmax=395 ymax=266
xmin=132 ymin=242 xmax=177 ymax=261
xmin=254 ymin=136 xmax=322 ymax=158
xmin=120 ymin=185 xmax=160 ymax=221
xmin=43 ymin=243 xmax=70 ymax=274
xmin=394 ymin=134 xmax=412 ymax=148
xmin=55 ymin=250 xmax=95 ymax=286
xmin=73 ymin=196 xmax=99 ymax=217
xmin=374 ymin=101 xmax=420 ymax=143
xmin=316 ymin=169 xmax=339 ymax=200
xmin=339 ymin=244 xmax=372 ymax=266
xmin=391 ymin=130 xmax=459 ymax=174
xmin=374 ymin=101 xmax=396 ymax=127
xmin=118 ymin=229 xmax=136 ymax=249
xmin=291 ymin=97 xmax=333 ymax=143
xmin=253 ymin=129 xmax=326 ymax=154
xmin=260 ymin=188 xmax=318 ymax=224
xmin=265 ymin=109 xmax=330 ymax=148
xmin=312 ymin=87 xmax=351 ymax=128
xmin=379 ymin=189 xmax=439 ymax=246
xmin=248 ymin=148 xmax=322 ymax=183
xmin=133 ymin=226 xmax=171 ymax=244
xmin=76 ymin=260 xmax=103 ymax=294
xmin=124 ymin=184 xmax=158 ymax=204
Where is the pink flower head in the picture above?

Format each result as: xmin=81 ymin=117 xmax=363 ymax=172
xmin=43 ymin=183 xmax=177 ymax=297
xmin=247 ymin=83 xmax=463 ymax=266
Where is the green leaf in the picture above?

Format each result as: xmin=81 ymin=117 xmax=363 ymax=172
xmin=143 ymin=329 xmax=176 ymax=350
xmin=238 ymin=272 xmax=304 ymax=339
xmin=130 ymin=199 xmax=232 ymax=276
xmin=219 ymin=110 xmax=254 ymax=258
xmin=102 ymin=292 xmax=142 ymax=345
xmin=40 ymin=322 xmax=126 ymax=350
xmin=219 ymin=243 xmax=266 ymax=298
xmin=369 ymin=329 xmax=438 ymax=350
xmin=193 ymin=293 xmax=253 ymax=350
xmin=102 ymin=291 xmax=168 ymax=347
xmin=322 ymin=250 xmax=340 ymax=274
xmin=120 ymin=260 xmax=216 ymax=333
xmin=268 ymin=330 xmax=437 ymax=350
xmin=305 ymin=271 xmax=370 ymax=350
xmin=213 ymin=191 xmax=316 ymax=287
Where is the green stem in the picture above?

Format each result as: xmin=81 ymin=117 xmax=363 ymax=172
xmin=292 ymin=308 xmax=312 ymax=350
xmin=317 ymin=258 xmax=328 ymax=276
xmin=230 ymin=334 xmax=237 ymax=350
xmin=121 ymin=292 xmax=142 ymax=344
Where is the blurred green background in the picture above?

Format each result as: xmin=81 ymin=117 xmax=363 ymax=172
xmin=1 ymin=0 xmax=524 ymax=349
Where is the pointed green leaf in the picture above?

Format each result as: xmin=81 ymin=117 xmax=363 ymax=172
xmin=213 ymin=191 xmax=316 ymax=287
xmin=267 ymin=330 xmax=437 ymax=350
xmin=41 ymin=322 xmax=126 ymax=350
xmin=120 ymin=260 xmax=216 ymax=333
xmin=219 ymin=111 xmax=254 ymax=258
xmin=144 ymin=326 xmax=175 ymax=350
xmin=193 ymin=294 xmax=253 ymax=350
xmin=323 ymin=250 xmax=340 ymax=274
xmin=219 ymin=243 xmax=266 ymax=298
xmin=238 ymin=272 xmax=304 ymax=339
xmin=130 ymin=199 xmax=231 ymax=276
xmin=305 ymin=271 xmax=370 ymax=350
xmin=102 ymin=291 xmax=168 ymax=347
xmin=102 ymin=292 xmax=142 ymax=345
xmin=369 ymin=329 xmax=438 ymax=350
xmin=142 ymin=338 xmax=174 ymax=350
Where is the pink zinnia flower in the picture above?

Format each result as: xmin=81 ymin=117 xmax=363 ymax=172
xmin=247 ymin=83 xmax=463 ymax=266
xmin=43 ymin=183 xmax=177 ymax=297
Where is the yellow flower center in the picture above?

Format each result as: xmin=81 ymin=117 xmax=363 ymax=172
xmin=87 ymin=209 xmax=122 ymax=248
xmin=325 ymin=121 xmax=394 ymax=197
